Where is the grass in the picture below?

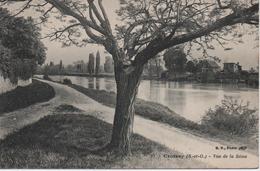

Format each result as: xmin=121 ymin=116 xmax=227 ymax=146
xmin=38 ymin=76 xmax=258 ymax=152
xmin=67 ymin=84 xmax=258 ymax=151
xmin=54 ymin=104 xmax=83 ymax=113
xmin=0 ymin=79 xmax=55 ymax=115
xmin=0 ymin=104 xmax=205 ymax=168
xmin=68 ymin=84 xmax=200 ymax=130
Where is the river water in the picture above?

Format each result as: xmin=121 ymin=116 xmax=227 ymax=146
xmin=49 ymin=75 xmax=259 ymax=123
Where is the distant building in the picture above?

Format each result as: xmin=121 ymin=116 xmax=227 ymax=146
xmin=223 ymin=62 xmax=242 ymax=73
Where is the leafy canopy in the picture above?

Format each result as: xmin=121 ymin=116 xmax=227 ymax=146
xmin=163 ymin=45 xmax=187 ymax=73
xmin=0 ymin=7 xmax=46 ymax=83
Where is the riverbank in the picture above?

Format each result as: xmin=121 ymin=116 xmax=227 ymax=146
xmin=0 ymin=80 xmax=55 ymax=115
xmin=39 ymin=73 xmax=259 ymax=88
xmin=66 ymin=82 xmax=258 ymax=152
xmin=44 ymin=73 xmax=115 ymax=78
xmin=0 ymin=104 xmax=204 ymax=168
xmin=2 ymin=78 xmax=256 ymax=168
xmin=41 ymin=73 xmax=160 ymax=82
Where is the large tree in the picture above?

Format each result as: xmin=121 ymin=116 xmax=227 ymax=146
xmin=95 ymin=51 xmax=101 ymax=75
xmin=146 ymin=55 xmax=163 ymax=78
xmin=88 ymin=53 xmax=95 ymax=75
xmin=0 ymin=7 xmax=46 ymax=84
xmin=3 ymin=0 xmax=258 ymax=155
xmin=186 ymin=60 xmax=197 ymax=74
xmin=163 ymin=45 xmax=187 ymax=73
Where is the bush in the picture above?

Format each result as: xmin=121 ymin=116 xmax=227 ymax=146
xmin=63 ymin=78 xmax=72 ymax=85
xmin=43 ymin=74 xmax=51 ymax=80
xmin=0 ymin=80 xmax=55 ymax=114
xmin=201 ymin=96 xmax=258 ymax=136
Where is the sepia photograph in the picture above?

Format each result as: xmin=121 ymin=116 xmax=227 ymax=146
xmin=0 ymin=0 xmax=259 ymax=169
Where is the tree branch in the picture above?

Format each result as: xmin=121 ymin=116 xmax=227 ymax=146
xmin=87 ymin=0 xmax=105 ymax=25
xmin=98 ymin=0 xmax=112 ymax=34
xmin=44 ymin=0 xmax=106 ymax=37
xmin=133 ymin=3 xmax=259 ymax=66
xmin=41 ymin=23 xmax=81 ymax=40
xmin=11 ymin=0 xmax=32 ymax=17
xmin=216 ymin=0 xmax=231 ymax=9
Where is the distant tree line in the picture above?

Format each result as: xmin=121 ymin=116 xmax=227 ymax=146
xmin=41 ymin=51 xmax=115 ymax=76
xmin=143 ymin=55 xmax=164 ymax=78
xmin=163 ymin=45 xmax=211 ymax=75
xmin=140 ymin=45 xmax=223 ymax=80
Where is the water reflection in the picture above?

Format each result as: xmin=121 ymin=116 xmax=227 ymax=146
xmin=50 ymin=75 xmax=259 ymax=122
xmin=96 ymin=78 xmax=100 ymax=90
xmin=88 ymin=77 xmax=94 ymax=89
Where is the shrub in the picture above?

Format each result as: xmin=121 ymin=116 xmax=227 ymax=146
xmin=55 ymin=104 xmax=82 ymax=112
xmin=201 ymin=96 xmax=258 ymax=136
xmin=63 ymin=78 xmax=72 ymax=85
xmin=43 ymin=74 xmax=51 ymax=80
xmin=0 ymin=80 xmax=55 ymax=114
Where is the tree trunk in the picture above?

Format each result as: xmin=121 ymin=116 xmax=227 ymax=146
xmin=108 ymin=65 xmax=143 ymax=155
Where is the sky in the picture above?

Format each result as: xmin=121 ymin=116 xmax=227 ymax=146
xmin=7 ymin=0 xmax=259 ymax=70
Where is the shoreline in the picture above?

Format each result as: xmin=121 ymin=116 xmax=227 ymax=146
xmin=35 ymin=76 xmax=258 ymax=154
xmin=0 ymin=78 xmax=257 ymax=168
xmin=38 ymin=73 xmax=258 ymax=88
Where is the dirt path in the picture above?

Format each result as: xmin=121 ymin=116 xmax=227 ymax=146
xmin=0 ymin=79 xmax=258 ymax=168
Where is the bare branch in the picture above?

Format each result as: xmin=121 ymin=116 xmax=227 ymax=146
xmin=216 ymin=0 xmax=231 ymax=9
xmin=133 ymin=3 xmax=259 ymax=66
xmin=87 ymin=0 xmax=105 ymax=25
xmin=98 ymin=0 xmax=112 ymax=34
xmin=45 ymin=0 xmax=106 ymax=36
xmin=41 ymin=23 xmax=81 ymax=40
xmin=11 ymin=0 xmax=32 ymax=17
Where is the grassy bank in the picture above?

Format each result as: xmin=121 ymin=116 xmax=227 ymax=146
xmin=69 ymin=84 xmax=201 ymax=131
xmin=0 ymin=80 xmax=55 ymax=115
xmin=0 ymin=105 xmax=204 ymax=168
xmin=67 ymin=84 xmax=258 ymax=151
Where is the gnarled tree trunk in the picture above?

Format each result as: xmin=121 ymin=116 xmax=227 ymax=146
xmin=109 ymin=64 xmax=143 ymax=155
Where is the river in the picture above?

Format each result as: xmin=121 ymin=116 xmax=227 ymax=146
xmin=49 ymin=75 xmax=259 ymax=123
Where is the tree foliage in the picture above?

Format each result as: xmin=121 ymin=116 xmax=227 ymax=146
xmin=163 ymin=45 xmax=187 ymax=73
xmin=95 ymin=51 xmax=101 ymax=75
xmin=146 ymin=55 xmax=164 ymax=77
xmin=0 ymin=7 xmax=46 ymax=83
xmin=88 ymin=53 xmax=95 ymax=75
xmin=59 ymin=60 xmax=63 ymax=70
xmin=186 ymin=60 xmax=197 ymax=74
xmin=104 ymin=56 xmax=114 ymax=73
xmin=0 ymin=43 xmax=13 ymax=80
xmin=202 ymin=96 xmax=258 ymax=136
